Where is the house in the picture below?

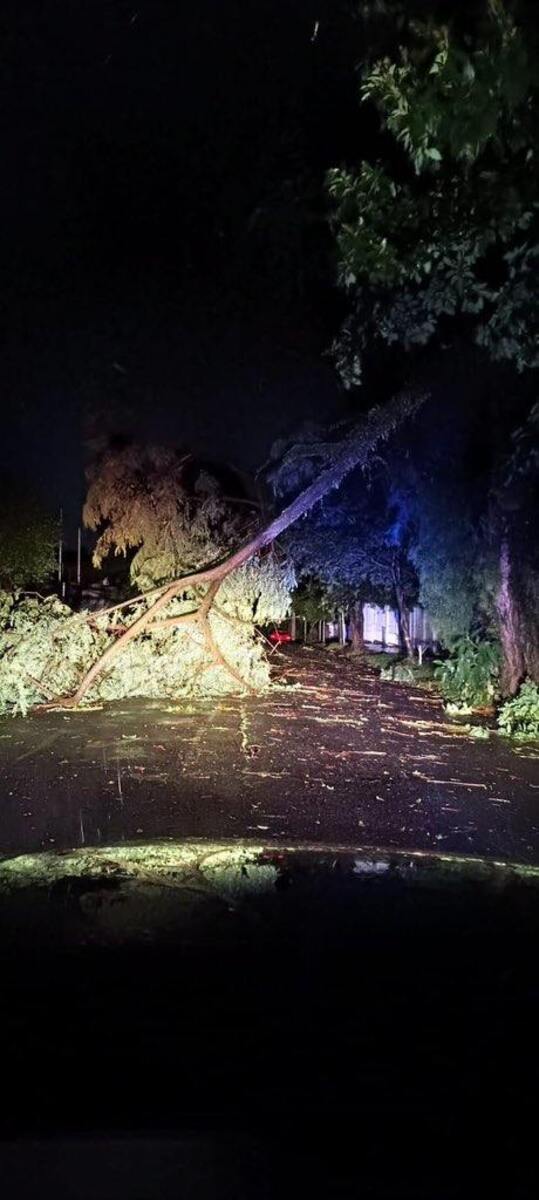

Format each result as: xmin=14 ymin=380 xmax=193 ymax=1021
xmin=362 ymin=603 xmax=437 ymax=653
xmin=290 ymin=604 xmax=437 ymax=655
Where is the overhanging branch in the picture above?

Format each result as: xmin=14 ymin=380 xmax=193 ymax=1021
xmin=39 ymin=391 xmax=426 ymax=708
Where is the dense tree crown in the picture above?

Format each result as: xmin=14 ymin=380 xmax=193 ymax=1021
xmin=0 ymin=483 xmax=57 ymax=591
xmin=83 ymin=445 xmax=251 ymax=592
xmin=328 ymin=0 xmax=538 ymax=386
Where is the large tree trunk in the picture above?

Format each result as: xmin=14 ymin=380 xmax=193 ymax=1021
xmin=395 ymin=587 xmax=413 ymax=657
xmin=487 ymin=388 xmax=539 ymax=696
xmin=392 ymin=560 xmax=413 ymax=658
xmin=349 ymin=602 xmax=364 ymax=652
xmin=496 ymin=536 xmax=528 ymax=697
xmin=45 ymin=391 xmax=425 ymax=707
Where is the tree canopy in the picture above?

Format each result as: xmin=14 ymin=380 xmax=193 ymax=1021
xmin=328 ymin=0 xmax=539 ymax=386
xmin=0 ymin=482 xmax=57 ymax=591
xmin=83 ymin=443 xmax=254 ymax=593
xmin=268 ymin=429 xmax=418 ymax=649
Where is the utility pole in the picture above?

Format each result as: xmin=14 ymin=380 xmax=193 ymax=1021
xmin=58 ymin=508 xmax=63 ymax=588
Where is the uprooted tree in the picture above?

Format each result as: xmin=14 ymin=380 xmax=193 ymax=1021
xmin=0 ymin=393 xmax=424 ymax=714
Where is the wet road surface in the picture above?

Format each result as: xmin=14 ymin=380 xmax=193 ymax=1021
xmin=0 ymin=645 xmax=537 ymax=861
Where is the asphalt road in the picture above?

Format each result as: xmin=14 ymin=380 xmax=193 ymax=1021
xmin=0 ymin=645 xmax=538 ymax=862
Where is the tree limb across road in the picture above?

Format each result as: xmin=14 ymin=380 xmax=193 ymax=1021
xmin=43 ymin=391 xmax=426 ymax=708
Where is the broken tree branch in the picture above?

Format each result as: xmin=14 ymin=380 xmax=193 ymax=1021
xmin=43 ymin=391 xmax=426 ymax=706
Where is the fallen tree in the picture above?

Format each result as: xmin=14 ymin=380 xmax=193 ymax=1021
xmin=0 ymin=392 xmax=425 ymax=713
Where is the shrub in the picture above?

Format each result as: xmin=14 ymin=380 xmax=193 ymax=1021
xmin=498 ymin=679 xmax=539 ymax=739
xmin=381 ymin=661 xmax=415 ymax=683
xmin=0 ymin=492 xmax=57 ymax=589
xmin=363 ymin=651 xmax=400 ymax=671
xmin=468 ymin=725 xmax=490 ymax=740
xmin=434 ymin=637 xmax=500 ymax=709
xmin=381 ymin=660 xmax=435 ymax=684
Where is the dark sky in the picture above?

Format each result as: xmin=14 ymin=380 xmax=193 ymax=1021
xmin=1 ymin=1 xmax=362 ymax=538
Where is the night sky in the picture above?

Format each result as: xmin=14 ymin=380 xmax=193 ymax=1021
xmin=1 ymin=2 xmax=363 ymax=539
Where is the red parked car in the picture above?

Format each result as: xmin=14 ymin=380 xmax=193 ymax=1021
xmin=267 ymin=628 xmax=293 ymax=644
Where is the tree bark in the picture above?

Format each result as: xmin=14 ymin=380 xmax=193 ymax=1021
xmin=45 ymin=391 xmax=426 ymax=707
xmin=496 ymin=536 xmax=527 ymax=697
xmin=349 ymin=602 xmax=364 ymax=652
xmin=392 ymin=562 xmax=413 ymax=658
xmin=338 ymin=609 xmax=347 ymax=646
